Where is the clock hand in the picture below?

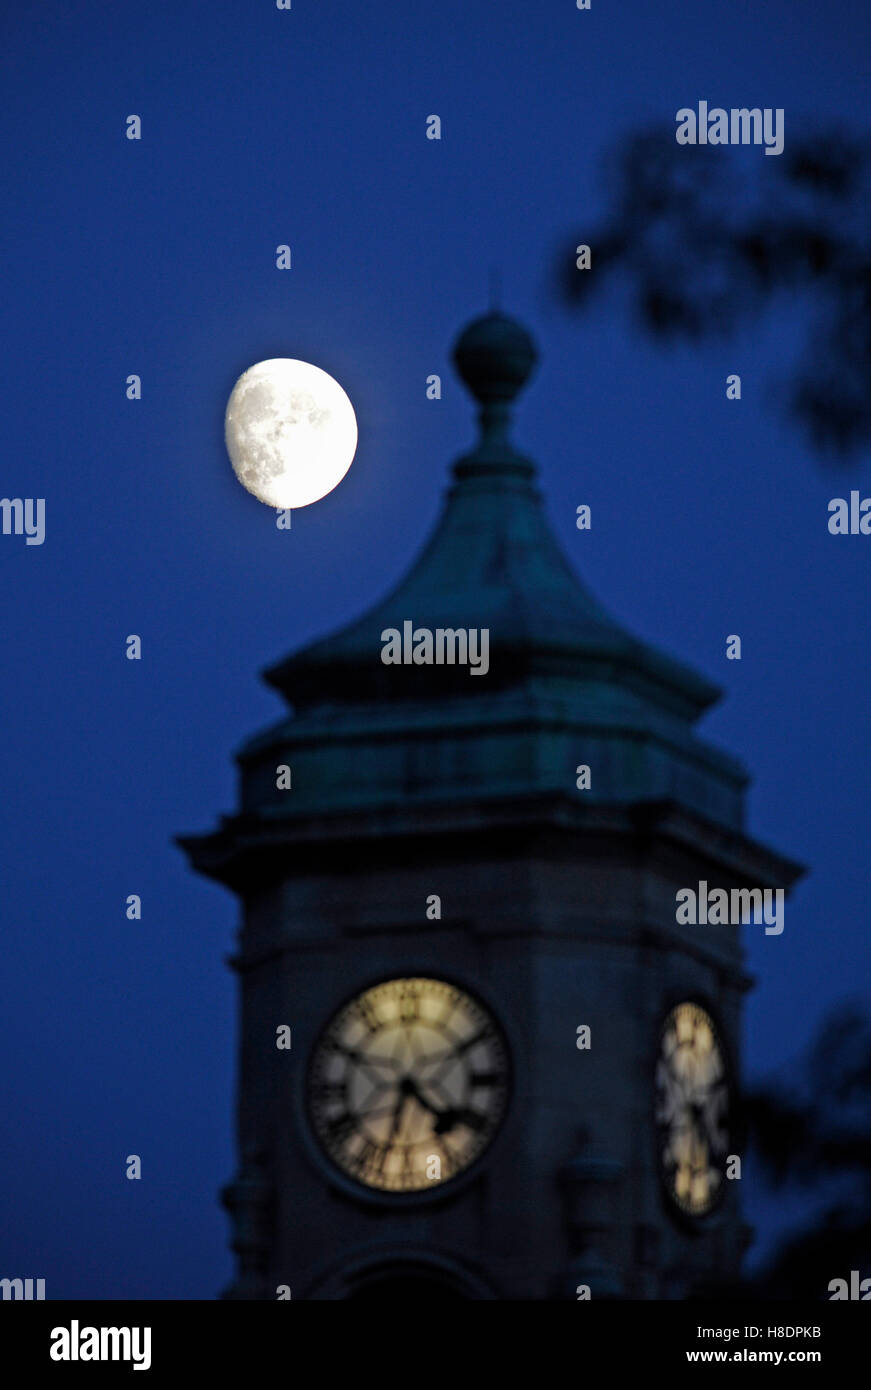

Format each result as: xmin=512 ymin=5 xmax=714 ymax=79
xmin=403 ymin=1079 xmax=485 ymax=1135
xmin=696 ymin=1102 xmax=725 ymax=1156
xmin=403 ymin=1077 xmax=440 ymax=1115
xmin=389 ymin=1089 xmax=408 ymax=1141
xmin=426 ymin=1028 xmax=493 ymax=1085
xmin=433 ymin=1106 xmax=486 ymax=1135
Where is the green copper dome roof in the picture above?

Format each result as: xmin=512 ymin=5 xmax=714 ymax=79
xmin=264 ymin=312 xmax=719 ymax=722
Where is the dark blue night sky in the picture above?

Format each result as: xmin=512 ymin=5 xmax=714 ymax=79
xmin=1 ymin=1 xmax=869 ymax=1297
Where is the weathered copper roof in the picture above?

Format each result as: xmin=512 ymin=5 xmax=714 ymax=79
xmin=265 ymin=312 xmax=719 ymax=721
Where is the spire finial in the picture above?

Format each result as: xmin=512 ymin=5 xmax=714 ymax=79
xmin=451 ymin=308 xmax=538 ymax=475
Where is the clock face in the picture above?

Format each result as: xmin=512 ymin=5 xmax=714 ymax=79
xmin=308 ymin=977 xmax=510 ymax=1193
xmin=654 ymin=1002 xmax=731 ymax=1218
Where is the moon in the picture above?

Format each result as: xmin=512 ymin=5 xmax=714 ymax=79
xmin=225 ymin=358 xmax=358 ymax=509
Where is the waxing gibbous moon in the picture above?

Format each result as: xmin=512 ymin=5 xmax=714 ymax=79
xmin=225 ymin=358 xmax=358 ymax=509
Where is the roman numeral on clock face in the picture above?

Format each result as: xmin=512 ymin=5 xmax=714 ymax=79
xmin=352 ymin=997 xmax=381 ymax=1033
xmin=326 ymin=1112 xmax=357 ymax=1145
xmin=398 ymin=990 xmax=420 ymax=1024
xmin=313 ymin=1081 xmax=346 ymax=1104
xmin=457 ymin=1027 xmax=490 ymax=1054
xmin=348 ymin=1137 xmax=387 ymax=1178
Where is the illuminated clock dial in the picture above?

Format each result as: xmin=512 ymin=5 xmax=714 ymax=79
xmin=308 ymin=978 xmax=509 ymax=1192
xmin=655 ymin=1002 xmax=731 ymax=1218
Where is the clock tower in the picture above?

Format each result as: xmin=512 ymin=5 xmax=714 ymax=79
xmin=179 ymin=311 xmax=802 ymax=1300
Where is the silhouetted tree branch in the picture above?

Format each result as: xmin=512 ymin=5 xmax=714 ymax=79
xmin=559 ymin=126 xmax=871 ymax=457
xmin=743 ymin=1005 xmax=871 ymax=1297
